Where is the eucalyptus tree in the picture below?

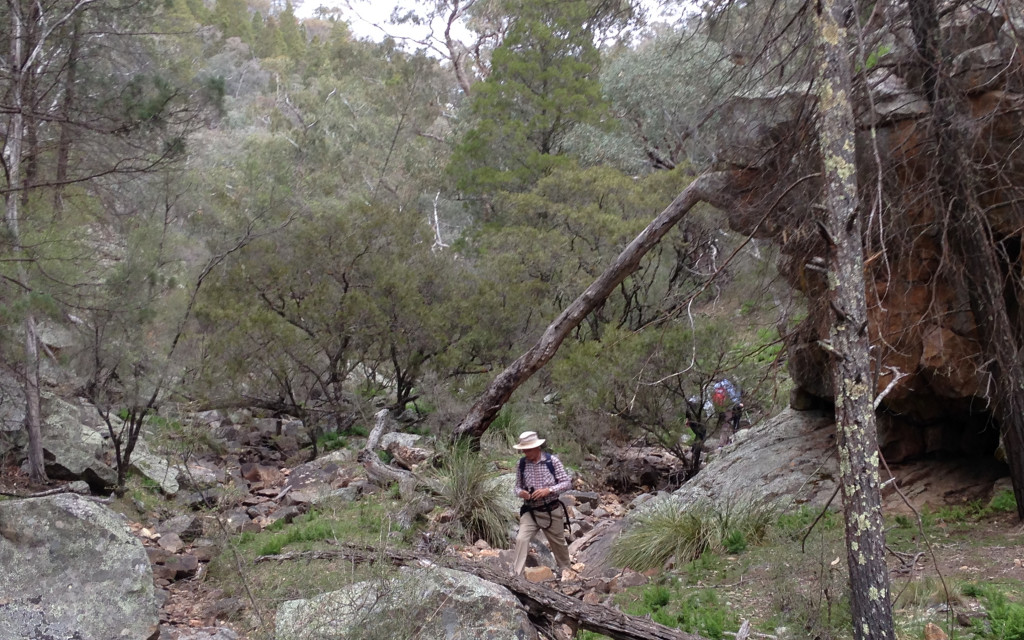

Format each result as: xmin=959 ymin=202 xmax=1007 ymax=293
xmin=566 ymin=26 xmax=734 ymax=173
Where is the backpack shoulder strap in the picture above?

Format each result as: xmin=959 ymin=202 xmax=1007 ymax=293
xmin=544 ymin=452 xmax=556 ymax=478
xmin=518 ymin=456 xmax=526 ymax=488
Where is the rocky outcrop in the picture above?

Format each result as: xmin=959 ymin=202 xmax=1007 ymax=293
xmin=38 ymin=394 xmax=118 ymax=491
xmin=714 ymin=0 xmax=1024 ymax=461
xmin=666 ymin=408 xmax=840 ymax=509
xmin=0 ymin=493 xmax=160 ymax=640
xmin=275 ymin=565 xmax=539 ymax=640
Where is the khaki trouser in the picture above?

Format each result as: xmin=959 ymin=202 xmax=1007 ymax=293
xmin=511 ymin=506 xmax=571 ymax=576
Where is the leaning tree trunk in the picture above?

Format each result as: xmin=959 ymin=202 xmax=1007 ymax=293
xmin=450 ymin=171 xmax=739 ymax=444
xmin=906 ymin=0 xmax=1024 ymax=521
xmin=814 ymin=0 xmax=895 ymax=637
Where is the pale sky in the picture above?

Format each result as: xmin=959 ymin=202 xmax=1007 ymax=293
xmin=295 ymin=1 xmax=469 ymax=44
xmin=296 ymin=0 xmax=685 ymax=46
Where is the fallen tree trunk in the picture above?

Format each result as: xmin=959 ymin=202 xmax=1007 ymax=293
xmin=257 ymin=545 xmax=707 ymax=640
xmin=357 ymin=409 xmax=416 ymax=487
xmin=450 ymin=170 xmax=741 ymax=444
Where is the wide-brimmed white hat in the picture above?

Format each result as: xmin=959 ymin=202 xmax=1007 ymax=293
xmin=512 ymin=431 xmax=545 ymax=450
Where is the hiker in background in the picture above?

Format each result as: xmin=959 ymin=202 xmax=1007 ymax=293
xmin=710 ymin=379 xmax=743 ymax=445
xmin=510 ymin=431 xmax=573 ymax=580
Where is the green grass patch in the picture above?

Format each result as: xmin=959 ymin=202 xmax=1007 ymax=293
xmin=989 ymin=490 xmax=1017 ymax=514
xmin=612 ymin=496 xmax=775 ymax=571
xmin=775 ymin=504 xmax=840 ymax=540
xmin=619 ymin=583 xmax=739 ymax=640
xmin=962 ymin=583 xmax=1024 ymax=640
xmin=317 ymin=431 xmax=347 ymax=452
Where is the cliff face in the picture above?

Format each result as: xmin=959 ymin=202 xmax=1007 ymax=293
xmin=716 ymin=1 xmax=1024 ymax=461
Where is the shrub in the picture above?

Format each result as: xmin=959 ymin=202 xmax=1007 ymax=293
xmin=484 ymin=406 xmax=523 ymax=449
xmin=428 ymin=448 xmax=516 ymax=547
xmin=723 ymin=530 xmax=747 ymax=554
xmin=963 ymin=583 xmax=1024 ymax=640
xmin=643 ymin=584 xmax=672 ymax=609
xmin=317 ymin=431 xmax=347 ymax=452
xmin=989 ymin=490 xmax=1017 ymax=514
xmin=677 ymin=590 xmax=735 ymax=640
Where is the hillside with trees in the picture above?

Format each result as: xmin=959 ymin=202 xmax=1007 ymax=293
xmin=2 ymin=0 xmax=1023 ymax=639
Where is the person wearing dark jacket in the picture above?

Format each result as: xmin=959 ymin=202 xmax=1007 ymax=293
xmin=510 ymin=431 xmax=573 ymax=578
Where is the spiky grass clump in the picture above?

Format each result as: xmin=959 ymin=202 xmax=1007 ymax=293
xmin=611 ymin=495 xmax=776 ymax=571
xmin=429 ymin=448 xmax=516 ymax=547
xmin=483 ymin=406 xmax=524 ymax=450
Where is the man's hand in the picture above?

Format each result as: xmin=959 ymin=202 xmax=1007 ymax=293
xmin=518 ymin=490 xmax=531 ymax=499
xmin=530 ymin=487 xmax=551 ymax=500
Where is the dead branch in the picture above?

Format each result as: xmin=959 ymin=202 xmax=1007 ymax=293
xmin=357 ymin=408 xmax=417 ymax=487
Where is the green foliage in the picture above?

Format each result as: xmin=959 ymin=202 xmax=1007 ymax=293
xmin=258 ymin=516 xmax=337 ymax=556
xmin=377 ymin=449 xmax=394 ymax=464
xmin=611 ymin=496 xmax=775 ymax=571
xmin=776 ymin=504 xmax=841 ymax=540
xmin=427 ymin=448 xmax=516 ymax=547
xmin=485 ymin=406 xmax=524 ymax=449
xmin=317 ymin=431 xmax=347 ymax=452
xmin=963 ymin=584 xmax=1024 ymax=640
xmin=643 ymin=584 xmax=672 ymax=609
xmin=675 ymin=590 xmax=736 ymax=639
xmin=620 ymin=583 xmax=738 ymax=640
xmin=567 ymin=26 xmax=733 ymax=173
xmin=859 ymin=44 xmax=893 ymax=72
xmin=990 ymin=490 xmax=1017 ymax=513
xmin=893 ymin=576 xmax=951 ymax=609
xmin=237 ymin=502 xmax=388 ymax=558
xmin=723 ymin=530 xmax=748 ymax=554
xmin=448 ymin=0 xmax=610 ymax=194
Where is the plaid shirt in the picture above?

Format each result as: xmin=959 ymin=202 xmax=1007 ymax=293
xmin=514 ymin=453 xmax=572 ymax=506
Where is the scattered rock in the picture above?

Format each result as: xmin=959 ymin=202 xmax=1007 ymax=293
xmin=925 ymin=622 xmax=949 ymax=640
xmin=524 ymin=566 xmax=556 ymax=583
xmin=158 ymin=532 xmax=185 ymax=553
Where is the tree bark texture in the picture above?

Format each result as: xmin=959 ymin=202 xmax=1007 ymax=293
xmin=451 ymin=171 xmax=739 ymax=443
xmin=814 ymin=1 xmax=895 ymax=639
xmin=906 ymin=0 xmax=1024 ymax=521
xmin=257 ymin=545 xmax=708 ymax=640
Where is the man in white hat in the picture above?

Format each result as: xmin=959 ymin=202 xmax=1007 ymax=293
xmin=511 ymin=431 xmax=573 ymax=578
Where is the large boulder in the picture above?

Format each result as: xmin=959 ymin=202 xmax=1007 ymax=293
xmin=275 ymin=566 xmax=538 ymax=640
xmin=131 ymin=443 xmax=180 ymax=495
xmin=667 ymin=408 xmax=839 ymax=510
xmin=0 ymin=493 xmax=159 ymax=640
xmin=40 ymin=395 xmax=117 ymax=490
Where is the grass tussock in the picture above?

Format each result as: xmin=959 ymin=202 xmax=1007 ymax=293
xmin=611 ymin=495 xmax=776 ymax=571
xmin=428 ymin=447 xmax=516 ymax=547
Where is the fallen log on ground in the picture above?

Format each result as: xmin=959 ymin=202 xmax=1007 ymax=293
xmin=257 ymin=545 xmax=707 ymax=640
xmin=357 ymin=408 xmax=417 ymax=487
